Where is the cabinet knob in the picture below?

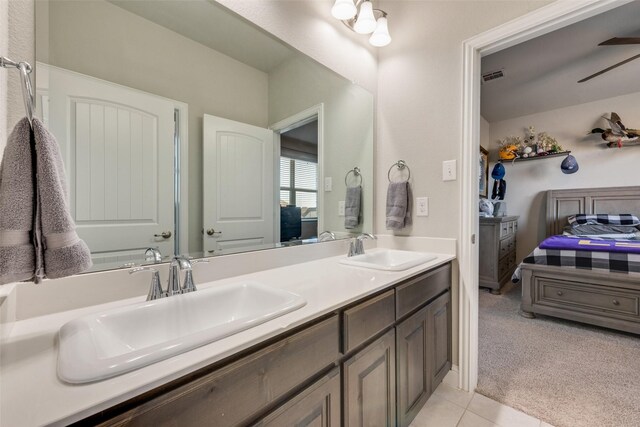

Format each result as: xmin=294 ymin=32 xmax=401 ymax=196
xmin=612 ymin=299 xmax=620 ymax=306
xmin=556 ymin=290 xmax=563 ymax=296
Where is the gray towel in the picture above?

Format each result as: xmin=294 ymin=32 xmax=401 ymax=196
xmin=32 ymin=118 xmax=92 ymax=280
xmin=344 ymin=185 xmax=361 ymax=229
xmin=386 ymin=181 xmax=412 ymax=230
xmin=0 ymin=118 xmax=36 ymax=285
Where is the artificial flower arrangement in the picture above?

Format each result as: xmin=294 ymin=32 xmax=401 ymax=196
xmin=498 ymin=126 xmax=564 ymax=160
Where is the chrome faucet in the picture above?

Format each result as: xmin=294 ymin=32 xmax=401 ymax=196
xmin=318 ymin=231 xmax=336 ymax=242
xmin=144 ymin=247 xmax=162 ymax=263
xmin=348 ymin=233 xmax=376 ymax=257
xmin=129 ymin=257 xmax=210 ymax=300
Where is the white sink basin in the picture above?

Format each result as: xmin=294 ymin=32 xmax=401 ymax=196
xmin=58 ymin=282 xmax=306 ymax=383
xmin=340 ymin=249 xmax=437 ymax=271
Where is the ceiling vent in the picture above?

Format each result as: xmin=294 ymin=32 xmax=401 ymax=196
xmin=482 ymin=69 xmax=505 ymax=84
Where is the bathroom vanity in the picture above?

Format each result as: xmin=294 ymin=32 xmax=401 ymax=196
xmin=77 ymin=262 xmax=451 ymax=427
xmin=0 ymin=247 xmax=454 ymax=427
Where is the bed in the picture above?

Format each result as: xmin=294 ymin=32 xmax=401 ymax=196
xmin=518 ymin=186 xmax=640 ymax=334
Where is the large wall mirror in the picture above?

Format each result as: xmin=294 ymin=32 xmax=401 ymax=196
xmin=35 ymin=0 xmax=374 ymax=272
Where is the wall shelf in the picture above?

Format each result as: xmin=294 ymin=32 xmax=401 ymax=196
xmin=500 ymin=151 xmax=571 ymax=163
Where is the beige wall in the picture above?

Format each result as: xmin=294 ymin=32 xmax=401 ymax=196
xmin=487 ymin=91 xmax=640 ymax=261
xmin=39 ymin=0 xmax=269 ymax=254
xmin=217 ymin=0 xmax=378 ymax=94
xmin=3 ymin=0 xmax=34 ymax=140
xmin=268 ymin=55 xmax=374 ymax=235
xmin=376 ymin=0 xmax=552 ymax=240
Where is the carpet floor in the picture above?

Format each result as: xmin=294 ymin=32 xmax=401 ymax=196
xmin=477 ymin=282 xmax=640 ymax=427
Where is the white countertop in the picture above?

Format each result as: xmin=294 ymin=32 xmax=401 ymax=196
xmin=0 ymin=250 xmax=455 ymax=427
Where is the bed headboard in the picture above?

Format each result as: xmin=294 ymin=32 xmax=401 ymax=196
xmin=546 ymin=186 xmax=640 ymax=236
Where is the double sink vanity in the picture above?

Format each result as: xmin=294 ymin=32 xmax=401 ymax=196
xmin=0 ymin=242 xmax=455 ymax=427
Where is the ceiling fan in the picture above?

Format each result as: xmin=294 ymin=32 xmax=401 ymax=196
xmin=578 ymin=37 xmax=640 ymax=83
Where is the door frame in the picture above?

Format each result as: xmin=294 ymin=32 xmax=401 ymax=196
xmin=458 ymin=0 xmax=633 ymax=391
xmin=270 ymin=104 xmax=325 ymax=241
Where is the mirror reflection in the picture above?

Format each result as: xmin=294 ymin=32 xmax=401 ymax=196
xmin=35 ymin=0 xmax=374 ymax=272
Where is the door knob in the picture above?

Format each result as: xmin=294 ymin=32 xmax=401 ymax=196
xmin=206 ymin=229 xmax=222 ymax=236
xmin=154 ymin=231 xmax=172 ymax=239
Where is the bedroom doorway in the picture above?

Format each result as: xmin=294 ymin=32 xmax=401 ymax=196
xmin=461 ymin=1 xmax=640 ymax=426
xmin=458 ymin=0 xmax=634 ymax=392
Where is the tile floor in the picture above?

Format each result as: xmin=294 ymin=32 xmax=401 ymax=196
xmin=411 ymin=371 xmax=554 ymax=427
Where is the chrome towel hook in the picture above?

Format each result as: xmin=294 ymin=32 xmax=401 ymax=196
xmin=1 ymin=56 xmax=35 ymax=127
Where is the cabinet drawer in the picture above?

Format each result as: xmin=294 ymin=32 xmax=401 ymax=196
xmin=343 ymin=289 xmax=395 ymax=352
xmin=537 ymin=280 xmax=640 ymax=317
xmin=498 ymin=235 xmax=515 ymax=258
xmin=396 ymin=263 xmax=451 ymax=319
xmin=99 ymin=316 xmax=340 ymax=427
xmin=499 ymin=221 xmax=517 ymax=239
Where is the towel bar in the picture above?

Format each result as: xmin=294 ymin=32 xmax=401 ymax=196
xmin=1 ymin=56 xmax=35 ymax=127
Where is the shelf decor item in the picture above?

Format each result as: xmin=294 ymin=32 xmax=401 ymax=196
xmin=497 ymin=127 xmax=568 ymax=162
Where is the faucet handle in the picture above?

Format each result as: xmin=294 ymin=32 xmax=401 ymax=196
xmin=182 ymin=259 xmax=210 ymax=294
xmin=129 ymin=267 xmax=165 ymax=301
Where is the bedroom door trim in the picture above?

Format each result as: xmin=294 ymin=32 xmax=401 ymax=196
xmin=458 ymin=0 xmax=633 ymax=392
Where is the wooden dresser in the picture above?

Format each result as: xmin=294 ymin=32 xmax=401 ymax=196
xmin=479 ymin=215 xmax=519 ymax=294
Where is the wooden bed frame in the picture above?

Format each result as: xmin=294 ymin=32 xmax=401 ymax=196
xmin=520 ymin=186 xmax=640 ymax=334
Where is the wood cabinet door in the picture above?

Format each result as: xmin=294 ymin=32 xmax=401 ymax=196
xmin=428 ymin=291 xmax=452 ymax=391
xmin=343 ymin=329 xmax=396 ymax=427
xmin=396 ymin=306 xmax=429 ymax=427
xmin=256 ymin=368 xmax=341 ymax=427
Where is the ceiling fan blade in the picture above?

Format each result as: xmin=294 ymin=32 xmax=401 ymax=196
xmin=578 ymin=53 xmax=640 ymax=83
xmin=599 ymin=37 xmax=640 ymax=46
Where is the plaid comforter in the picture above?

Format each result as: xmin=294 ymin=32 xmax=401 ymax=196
xmin=512 ymin=247 xmax=640 ymax=282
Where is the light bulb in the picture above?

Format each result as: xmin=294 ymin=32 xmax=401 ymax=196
xmin=331 ymin=0 xmax=357 ymax=20
xmin=353 ymin=1 xmax=377 ymax=34
xmin=369 ymin=16 xmax=391 ymax=47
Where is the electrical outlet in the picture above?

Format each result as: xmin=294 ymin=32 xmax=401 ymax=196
xmin=324 ymin=177 xmax=332 ymax=192
xmin=416 ymin=197 xmax=429 ymax=216
xmin=442 ymin=160 xmax=457 ymax=181
xmin=338 ymin=201 xmax=345 ymax=216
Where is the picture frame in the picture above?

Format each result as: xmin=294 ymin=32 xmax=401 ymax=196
xmin=479 ymin=146 xmax=489 ymax=198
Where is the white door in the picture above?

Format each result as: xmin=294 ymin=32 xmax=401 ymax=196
xmin=41 ymin=64 xmax=176 ymax=259
xmin=203 ymin=115 xmax=274 ymax=254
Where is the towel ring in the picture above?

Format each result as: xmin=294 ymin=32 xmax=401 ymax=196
xmin=345 ymin=167 xmax=362 ymax=187
xmin=388 ymin=160 xmax=411 ymax=183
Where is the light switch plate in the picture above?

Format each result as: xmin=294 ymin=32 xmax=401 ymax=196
xmin=338 ymin=201 xmax=345 ymax=216
xmin=416 ymin=197 xmax=429 ymax=216
xmin=442 ymin=160 xmax=457 ymax=181
xmin=324 ymin=177 xmax=332 ymax=192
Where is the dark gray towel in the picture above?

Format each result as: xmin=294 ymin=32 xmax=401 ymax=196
xmin=344 ymin=185 xmax=361 ymax=229
xmin=32 ymin=118 xmax=92 ymax=280
xmin=386 ymin=181 xmax=412 ymax=230
xmin=0 ymin=118 xmax=36 ymax=285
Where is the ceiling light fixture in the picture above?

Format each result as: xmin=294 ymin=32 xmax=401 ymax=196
xmin=331 ymin=0 xmax=391 ymax=47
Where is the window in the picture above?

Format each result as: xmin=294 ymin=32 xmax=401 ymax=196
xmin=280 ymin=157 xmax=317 ymax=219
